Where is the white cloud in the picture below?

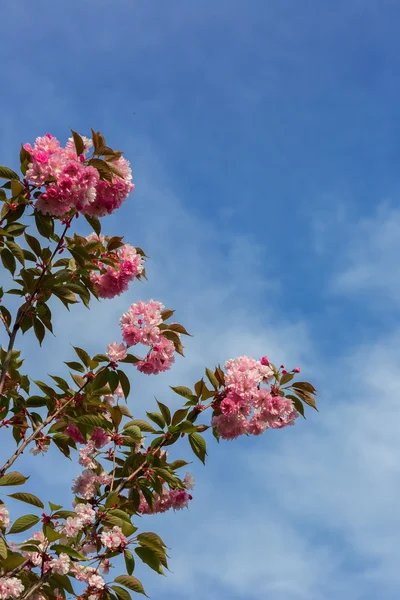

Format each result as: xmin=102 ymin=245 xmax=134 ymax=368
xmin=330 ymin=202 xmax=400 ymax=306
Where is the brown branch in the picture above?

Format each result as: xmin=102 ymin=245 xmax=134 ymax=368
xmin=21 ymin=573 xmax=50 ymax=600
xmin=0 ymin=365 xmax=109 ymax=476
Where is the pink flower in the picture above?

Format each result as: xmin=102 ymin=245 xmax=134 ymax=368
xmin=48 ymin=553 xmax=70 ymax=575
xmin=100 ymin=559 xmax=111 ymax=574
xmin=24 ymin=134 xmax=133 ymax=219
xmin=72 ymin=469 xmax=113 ymax=499
xmin=87 ymin=573 xmax=106 ymax=590
xmin=82 ymin=156 xmax=134 ymax=217
xmin=91 ymin=427 xmax=111 ymax=449
xmin=64 ymin=422 xmax=85 ymax=444
xmin=293 ymin=366 xmax=301 ymax=373
xmin=106 ymin=342 xmax=127 ymax=362
xmin=72 ymin=470 xmax=98 ymax=499
xmin=212 ymin=413 xmax=249 ymax=440
xmin=60 ymin=516 xmax=83 ymax=538
xmin=100 ymin=526 xmax=127 ymax=550
xmin=81 ymin=543 xmax=97 ymax=556
xmin=0 ymin=577 xmax=25 ymax=599
xmin=114 ymin=383 xmax=124 ymax=399
xmin=91 ymin=244 xmax=144 ymax=300
xmin=184 ymin=473 xmax=195 ymax=490
xmin=79 ymin=442 xmax=97 ymax=469
xmin=137 ymin=336 xmax=176 ymax=375
xmin=74 ymin=503 xmax=96 ymax=524
xmin=120 ymin=299 xmax=164 ymax=346
xmin=0 ymin=504 xmax=10 ymax=529
xmin=138 ymin=485 xmax=193 ymax=515
xmin=260 ymin=356 xmax=270 ymax=366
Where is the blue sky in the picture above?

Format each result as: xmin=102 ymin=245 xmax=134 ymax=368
xmin=1 ymin=0 xmax=400 ymax=598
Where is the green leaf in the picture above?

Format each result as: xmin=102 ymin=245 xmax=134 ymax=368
xmin=280 ymin=372 xmax=295 ymax=385
xmin=171 ymin=408 xmax=189 ymax=426
xmin=169 ymin=459 xmax=190 ymax=470
xmin=52 ymin=287 xmax=78 ymax=304
xmin=179 ymin=420 xmax=197 ymax=434
xmin=286 ymin=394 xmax=305 ymax=417
xmin=170 ymin=386 xmax=196 ymax=400
xmin=0 ymin=471 xmax=29 ymax=486
xmin=84 ymin=214 xmax=101 ymax=235
xmin=124 ymin=549 xmax=135 ymax=575
xmin=111 ymin=586 xmax=133 ymax=600
xmin=292 ymin=381 xmax=317 ymax=394
xmin=1 ymin=248 xmax=16 ymax=275
xmin=117 ymin=369 xmax=130 ymax=399
xmin=1 ymin=551 xmax=25 ymax=571
xmin=34 ymin=211 xmax=54 ymax=239
xmin=49 ymin=573 xmax=75 ymax=595
xmin=161 ymin=309 xmax=175 ymax=321
xmin=88 ymin=158 xmax=113 ymax=182
xmin=8 ymin=513 xmax=40 ymax=534
xmin=51 ymin=543 xmax=86 ymax=560
xmin=194 ymin=379 xmax=205 ymax=398
xmin=92 ymin=353 xmax=109 ymax=362
xmin=156 ymin=399 xmax=171 ymax=425
xmin=123 ymin=426 xmax=142 ymax=444
xmin=146 ymin=412 xmax=165 ymax=430
xmin=0 ymin=166 xmax=19 ymax=180
xmin=168 ymin=323 xmax=191 ymax=336
xmin=108 ymin=509 xmax=133 ymax=524
xmin=0 ymin=537 xmax=7 ymax=559
xmin=65 ymin=361 xmax=85 ymax=373
xmin=4 ymin=222 xmax=26 ymax=236
xmin=293 ymin=388 xmax=318 ymax=410
xmin=7 ymin=241 xmax=25 ymax=266
xmin=135 ymin=546 xmax=163 ymax=574
xmin=105 ymin=515 xmax=137 ymax=537
xmin=188 ymin=433 xmax=207 ymax=464
xmin=124 ymin=419 xmax=155 ymax=433
xmin=71 ymin=373 xmax=86 ymax=388
xmin=137 ymin=531 xmax=167 ymax=550
xmin=73 ymin=346 xmax=91 ymax=368
xmin=91 ymin=367 xmax=109 ymax=390
xmin=114 ymin=575 xmax=148 ymax=597
xmin=26 ymin=395 xmax=47 ymax=408
xmin=205 ymin=368 xmax=219 ymax=389
xmin=75 ymin=414 xmax=110 ymax=428
xmin=8 ymin=492 xmax=44 ymax=509
xmin=33 ymin=317 xmax=45 ymax=345
xmin=121 ymin=354 xmax=140 ymax=364
xmin=71 ymin=130 xmax=85 ymax=156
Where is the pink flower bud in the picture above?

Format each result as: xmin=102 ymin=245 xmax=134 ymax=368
xmin=282 ymin=369 xmax=287 ymax=374
xmin=293 ymin=367 xmax=301 ymax=373
xmin=260 ymin=356 xmax=270 ymax=366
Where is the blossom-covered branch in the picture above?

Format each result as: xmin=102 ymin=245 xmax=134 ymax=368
xmin=0 ymin=130 xmax=317 ymax=600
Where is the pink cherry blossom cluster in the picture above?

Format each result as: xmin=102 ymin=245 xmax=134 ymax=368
xmin=20 ymin=529 xmax=107 ymax=595
xmin=138 ymin=472 xmax=194 ymax=514
xmin=119 ymin=300 xmax=177 ymax=375
xmin=87 ymin=235 xmax=144 ymax=299
xmin=211 ymin=355 xmax=298 ymax=440
xmin=64 ymin=424 xmax=111 ymax=448
xmin=72 ymin=469 xmax=112 ymax=500
xmin=60 ymin=502 xmax=96 ymax=538
xmin=0 ymin=504 xmax=10 ymax=529
xmin=71 ymin=564 xmax=106 ymax=593
xmin=0 ymin=576 xmax=25 ymax=599
xmin=24 ymin=133 xmax=134 ymax=217
xmin=100 ymin=525 xmax=128 ymax=550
